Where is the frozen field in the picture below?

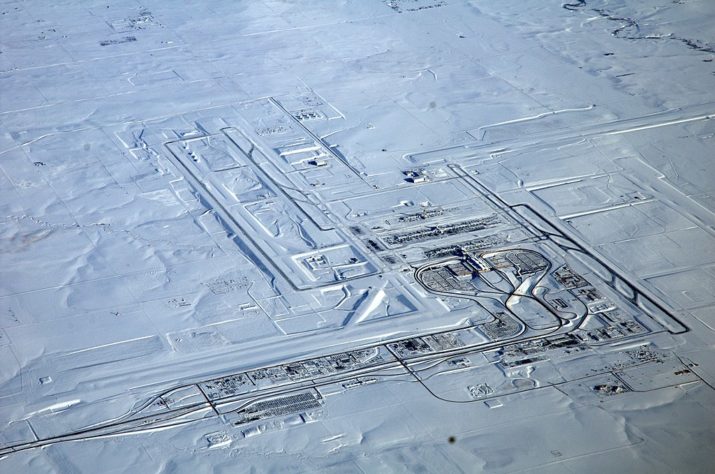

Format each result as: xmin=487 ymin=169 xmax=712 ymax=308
xmin=1 ymin=0 xmax=715 ymax=472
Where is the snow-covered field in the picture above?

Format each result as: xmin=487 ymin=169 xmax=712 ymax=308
xmin=1 ymin=1 xmax=714 ymax=472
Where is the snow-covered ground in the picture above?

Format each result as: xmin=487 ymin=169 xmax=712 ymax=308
xmin=1 ymin=1 xmax=714 ymax=472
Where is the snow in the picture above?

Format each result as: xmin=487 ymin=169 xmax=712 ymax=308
xmin=1 ymin=0 xmax=715 ymax=472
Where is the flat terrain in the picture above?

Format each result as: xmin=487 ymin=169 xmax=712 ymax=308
xmin=1 ymin=1 xmax=714 ymax=472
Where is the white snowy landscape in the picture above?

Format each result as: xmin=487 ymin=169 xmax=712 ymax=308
xmin=1 ymin=0 xmax=715 ymax=472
